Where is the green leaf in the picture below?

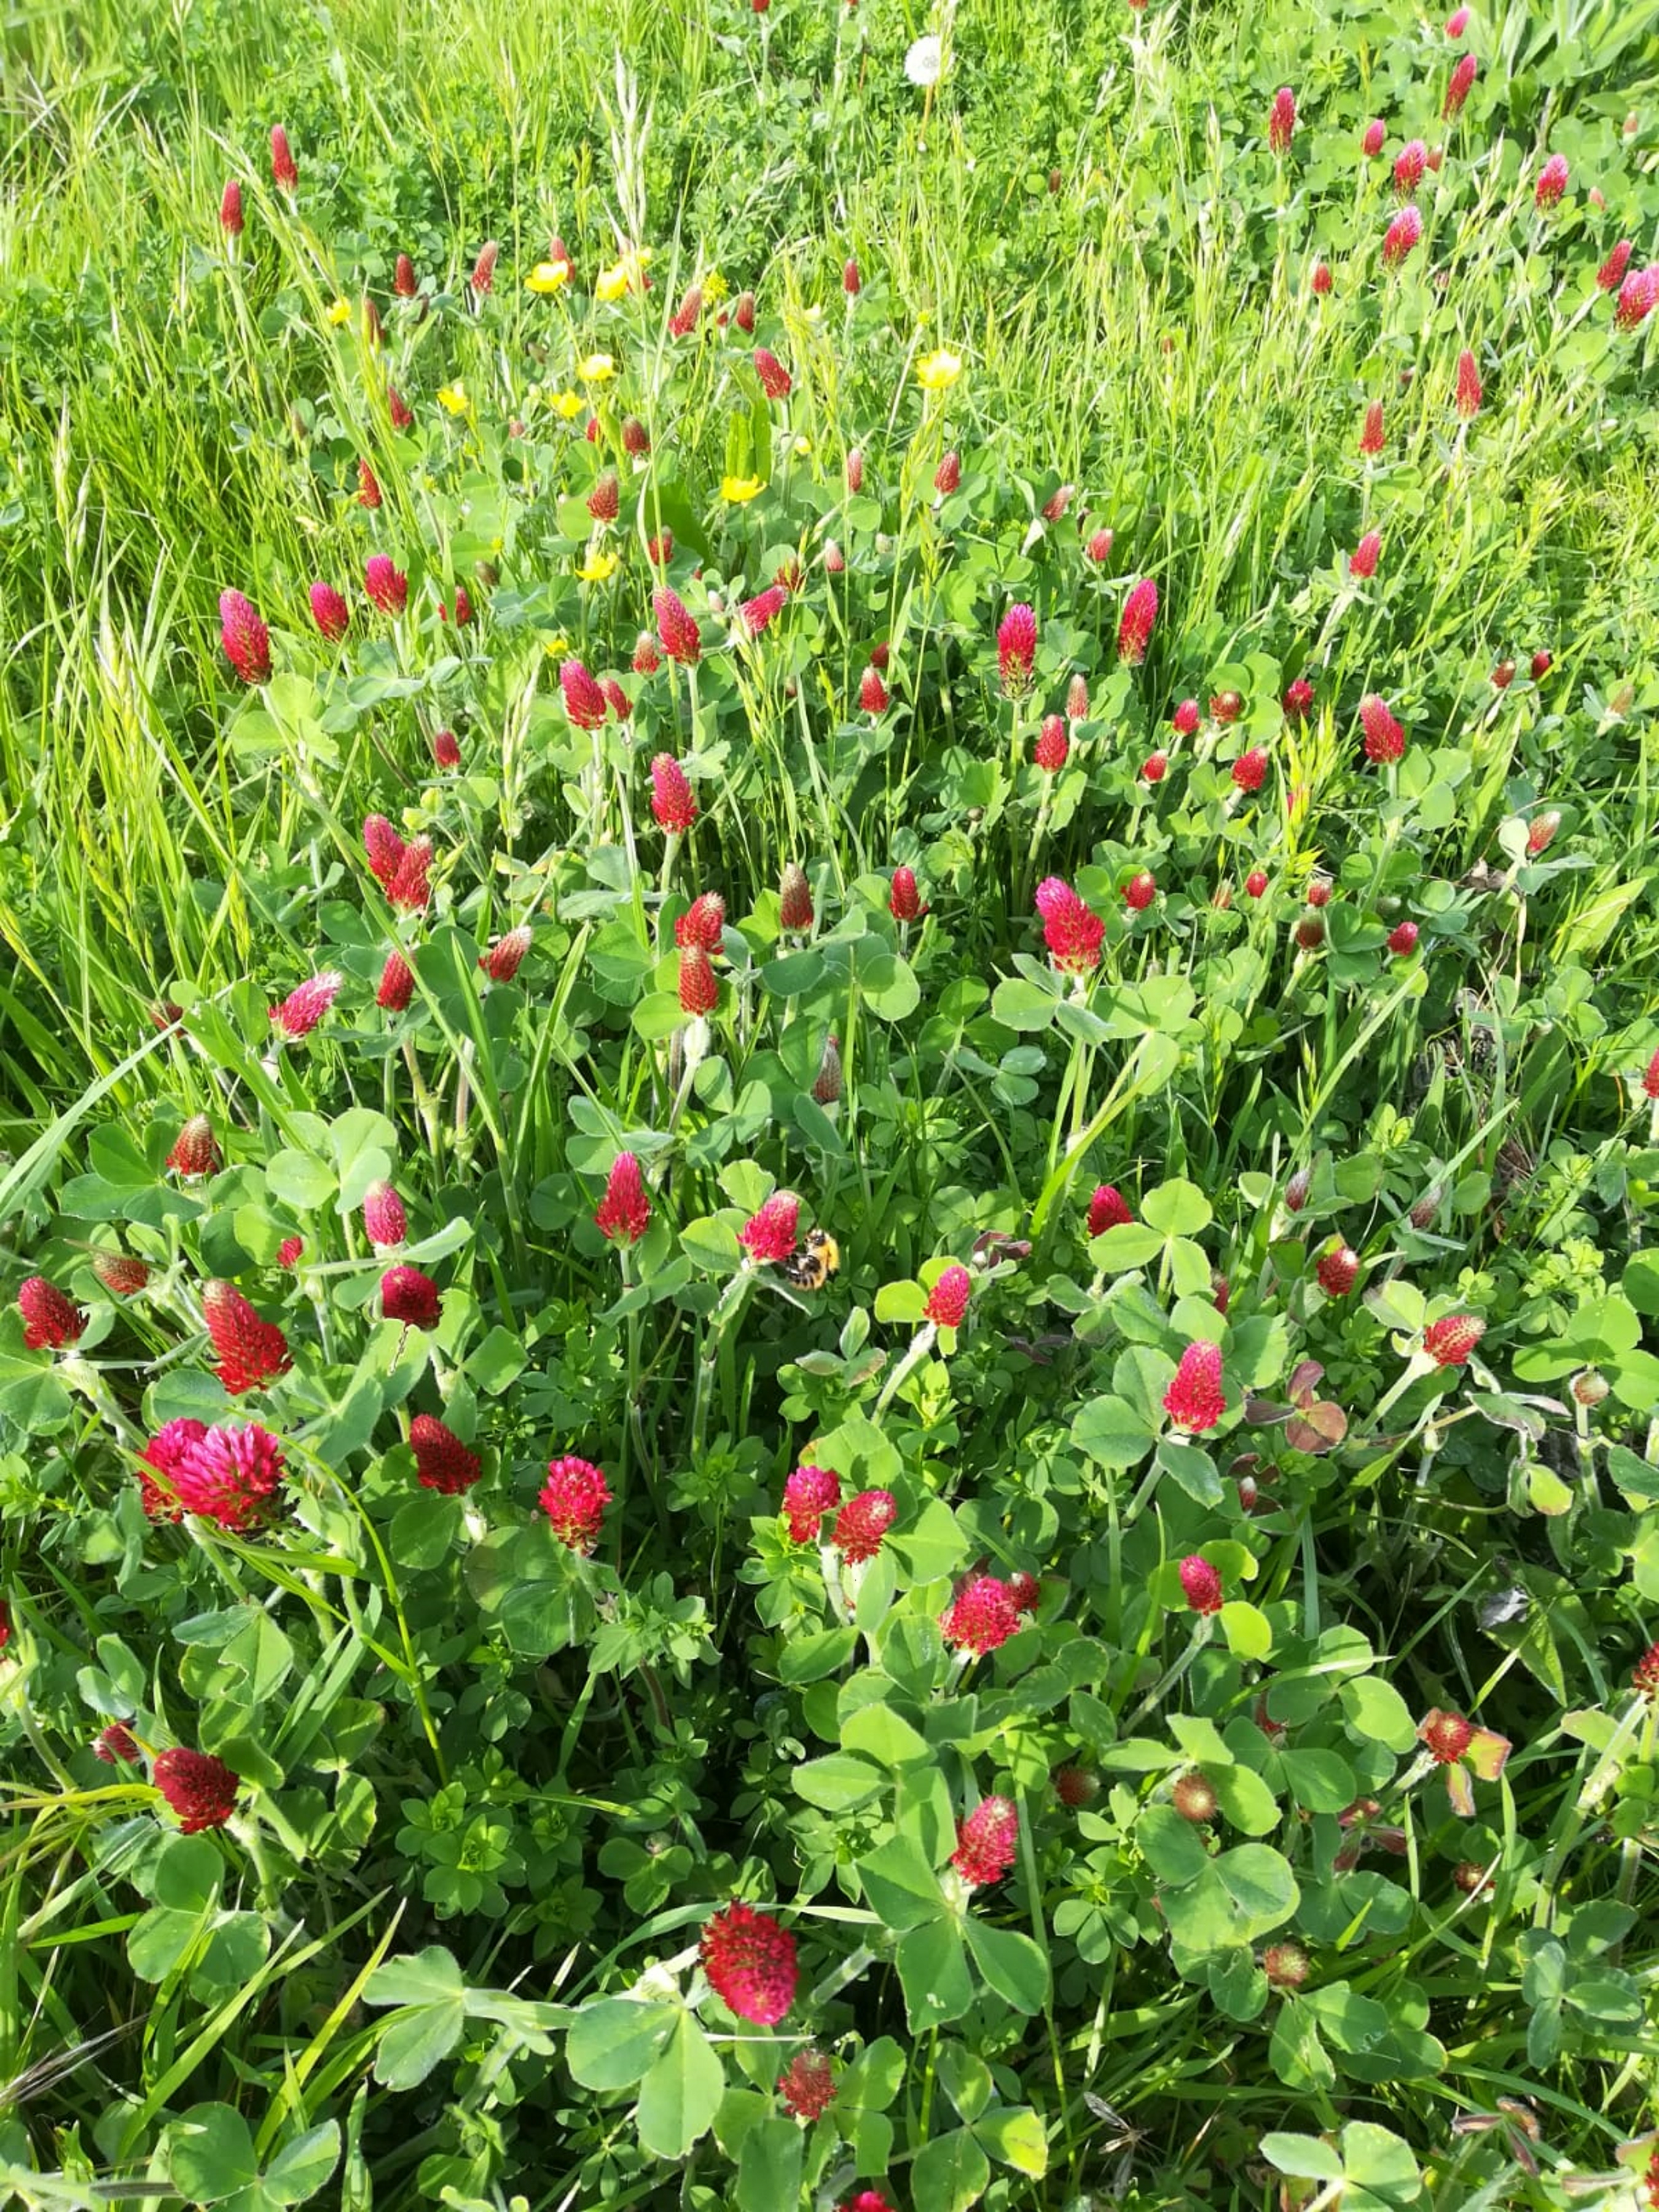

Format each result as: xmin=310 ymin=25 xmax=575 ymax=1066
xmin=858 ymin=1835 xmax=947 ymax=1931
xmin=1089 ymin=1222 xmax=1166 ymax=1270
xmin=1071 ymin=1394 xmax=1157 ymax=1470
xmin=364 ymin=1947 xmax=467 ymax=2088
xmin=168 ymin=2104 xmax=260 ymax=2202
xmin=887 ymin=1499 xmax=967 ymax=1586
xmin=262 ymin=2124 xmax=342 ymax=2207
xmin=896 ymin=1919 xmax=973 ymax=2031
xmin=1138 ymin=1802 xmax=1214 ymax=1885
xmin=1209 ymin=1763 xmax=1282 ymax=1835
xmin=793 ymin=1752 xmax=886 ymax=1811
xmin=1142 ymin=1178 xmax=1212 ymax=1237
xmin=264 ymin=1150 xmax=337 ymax=1212
xmin=962 ymin=1917 xmax=1050 ymax=2014
xmin=1261 ymin=2133 xmax=1344 ymax=2182
xmin=735 ymin=2116 xmax=803 ymax=2212
xmin=973 ymin=2105 xmax=1048 ymax=2177
xmin=777 ymin=1626 xmax=858 ymax=1684
xmin=1158 ymin=1438 xmax=1224 ymax=1507
xmin=566 ymin=1998 xmax=678 ymax=2091
xmin=842 ymin=1703 xmax=931 ymax=1768
xmin=1339 ymin=2120 xmax=1421 ymax=2208
xmin=910 ymin=2125 xmax=992 ymax=2212
xmin=990 ymin=978 xmax=1058 ymax=1032
xmin=1280 ymin=1749 xmax=1357 ymax=1812
xmin=636 ymin=2014 xmax=724 ymax=2159
xmin=1338 ymin=1676 xmax=1418 ymax=1753
xmin=1215 ymin=1844 xmax=1299 ymax=1933
xmin=1218 ymin=1600 xmax=1272 ymax=1661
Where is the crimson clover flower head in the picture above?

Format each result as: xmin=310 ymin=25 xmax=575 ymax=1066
xmin=310 ymin=581 xmax=350 ymax=640
xmin=410 ymin=1414 xmax=482 ymax=1494
xmin=1088 ymin=1184 xmax=1133 ymax=1236
xmin=779 ymin=863 xmax=814 ymax=933
xmin=889 ymin=866 xmax=924 ymax=922
xmin=754 ymin=347 xmax=792 ymax=398
xmin=358 ymin=459 xmax=382 ymax=509
xmin=137 ymin=1418 xmax=205 ymax=1521
xmin=942 ymin=1575 xmax=1022 ymax=1654
xmin=951 ymin=1795 xmax=1019 ymax=1887
xmin=381 ymin=1265 xmax=443 ymax=1329
xmin=934 ymin=449 xmax=960 ymax=494
xmin=812 ymin=1033 xmax=843 ymax=1105
xmin=1389 ymin=919 xmax=1420 ymax=956
xmin=170 ymin=1421 xmax=288 ymax=1530
xmin=270 ymin=971 xmax=342 ymax=1040
xmin=700 ymin=1900 xmax=798 ymax=2024
xmin=740 ymin=1191 xmax=801 ymax=1265
xmin=1613 ymin=265 xmax=1659 ymax=331
xmin=1394 ymin=139 xmax=1427 ymax=195
xmin=1124 ymin=870 xmax=1158 ymax=912
xmin=1535 ymin=153 xmax=1568 ymax=208
xmin=1598 ymin=240 xmax=1633 ymax=292
xmin=841 ymin=2194 xmax=898 ymax=2212
xmin=1419 ymin=1708 xmax=1473 ymax=1764
xmin=742 ymin=585 xmax=788 ymax=637
xmin=1035 ymin=877 xmax=1104 ymax=975
xmin=1267 ymin=87 xmax=1296 ymax=154
xmin=278 ymin=1236 xmax=304 ymax=1269
xmin=1034 ymin=714 xmax=1069 ymax=772
xmin=1117 ymin=577 xmax=1158 ymax=665
xmin=386 ymin=836 xmax=433 ymax=914
xmin=1423 ymin=1312 xmax=1484 ymax=1365
xmin=1164 ymin=1340 xmax=1226 ymax=1432
xmin=1172 ymin=698 xmax=1201 ymax=735
xmin=675 ymin=892 xmax=726 ymax=952
xmin=782 ymin=1463 xmax=842 ymax=1542
xmin=1349 ymin=531 xmax=1382 ymax=579
xmin=560 ymin=657 xmax=608 ymax=729
xmin=1382 ymin=205 xmax=1424 ymax=265
xmin=1282 ymin=677 xmax=1314 ymax=720
xmin=93 ymin=1252 xmax=149 ymax=1296
xmin=95 ymin=1722 xmax=139 ymax=1764
xmin=1454 ymin=348 xmax=1483 ymax=417
xmin=1066 ymin=672 xmax=1089 ymax=720
xmin=364 ymin=814 xmax=405 ymax=886
xmin=1642 ymin=1046 xmax=1659 ymax=1102
xmin=1443 ymin=52 xmax=1477 ymax=117
xmin=18 ymin=1277 xmax=85 ymax=1352
xmin=1179 ymin=1554 xmax=1224 ymax=1615
xmin=924 ymin=1264 xmax=972 ymax=1329
xmin=480 ymin=927 xmax=532 ymax=984
xmin=202 ymin=1281 xmax=291 ymax=1394
xmin=654 ymin=586 xmax=702 ymax=665
xmin=540 ymin=1455 xmax=611 ymax=1553
xmin=778 ymin=2047 xmax=835 ymax=2122
xmin=650 ymin=753 xmax=698 ymax=832
xmin=470 ymin=238 xmax=499 ymax=294
xmin=1317 ymin=1242 xmax=1360 ymax=1296
xmin=997 ymin=603 xmax=1038 ymax=697
xmin=364 ymin=555 xmax=408 ymax=616
xmin=1360 ymin=401 xmax=1385 ymax=455
xmin=833 ymin=1488 xmax=896 ymax=1563
xmin=1008 ymin=1570 xmax=1041 ymax=1614
xmin=363 ymin=1182 xmax=406 ymax=1249
xmin=154 ymin=1746 xmax=240 ymax=1833
xmin=219 ymin=590 xmax=270 ymax=683
xmin=595 ymin=1153 xmax=651 ymax=1245
xmin=1633 ymin=1642 xmax=1659 ymax=1697
xmin=1232 ymin=747 xmax=1269 ymax=791
xmin=1311 ymin=261 xmax=1332 ymax=294
xmin=586 ymin=470 xmax=620 ymax=522
xmin=270 ymin=125 xmax=297 ymax=190
xmin=1362 ymin=118 xmax=1386 ymax=157
xmin=1360 ymin=694 xmax=1405 ymax=764
xmin=859 ymin=665 xmax=890 ymax=714
xmin=679 ymin=944 xmax=719 ymax=1016
xmin=378 ymin=951 xmax=415 ymax=1011
xmin=221 ymin=178 xmax=243 ymax=233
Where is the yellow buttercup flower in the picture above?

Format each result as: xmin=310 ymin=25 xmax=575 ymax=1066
xmin=543 ymin=633 xmax=573 ymax=658
xmin=721 ymin=474 xmax=766 ymax=504
xmin=916 ymin=348 xmax=963 ymax=391
xmin=578 ymin=353 xmax=617 ymax=383
xmin=325 ymin=299 xmax=352 ymax=327
xmin=703 ymin=271 xmax=730 ymax=304
xmin=576 ymin=551 xmax=620 ymax=582
xmin=527 ymin=259 xmax=571 ymax=295
xmin=550 ymin=389 xmax=584 ymax=419
xmin=437 ymin=382 xmax=470 ymax=415
xmin=595 ymin=246 xmax=653 ymax=302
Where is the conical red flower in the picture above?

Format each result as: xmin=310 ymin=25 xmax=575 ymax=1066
xmin=363 ymin=1182 xmax=406 ymax=1248
xmin=1124 ymin=870 xmax=1158 ymax=912
xmin=429 ymin=728 xmax=461 ymax=770
xmin=219 ymin=590 xmax=270 ymax=683
xmin=310 ymin=582 xmax=350 ymax=641
xmin=654 ymin=586 xmax=702 ymax=665
xmin=1267 ymin=87 xmax=1296 ymax=154
xmin=1035 ymin=877 xmax=1103 ymax=974
xmin=859 ymin=665 xmax=890 ymax=714
xmin=1179 ymin=1555 xmax=1224 ymax=1614
xmin=386 ymin=837 xmax=433 ymax=914
xmin=1245 ymin=869 xmax=1269 ymax=898
xmin=740 ymin=1192 xmax=801 ymax=1265
xmin=935 ymin=450 xmax=961 ymax=495
xmin=1084 ymin=525 xmax=1114 ymax=564
xmin=1598 ymin=241 xmax=1634 ymax=292
xmin=942 ymin=1575 xmax=1021 ymax=1654
xmin=754 ymin=347 xmax=793 ymax=398
xmin=270 ymin=971 xmax=342 ymax=1040
xmin=270 ymin=125 xmax=297 ymax=193
xmin=1633 ymin=1643 xmax=1659 ymax=1697
xmin=1088 ymin=1184 xmax=1132 ymax=1236
xmin=1117 ymin=578 xmax=1158 ymax=665
xmin=889 ymin=866 xmax=924 ymax=922
xmin=1360 ymin=694 xmax=1405 ymax=764
xmin=1035 ymin=715 xmax=1069 ymax=772
xmin=1054 ymin=1765 xmax=1097 ymax=1807
xmin=832 ymin=1488 xmax=896 ymax=1563
xmin=739 ymin=585 xmax=788 ymax=639
xmin=364 ymin=814 xmax=405 ymax=886
xmin=1423 ymin=1312 xmax=1484 ymax=1365
xmin=394 ymin=252 xmax=417 ymax=297
xmin=410 ymin=1413 xmax=482 ymax=1494
xmin=1066 ymin=673 xmax=1089 ymax=720
xmin=378 ymin=951 xmax=415 ymax=1011
xmin=1443 ymin=52 xmax=1477 ymax=117
xmin=669 ymin=284 xmax=702 ymax=337
xmin=381 ymin=1266 xmax=442 ymax=1328
xmin=1382 ymin=205 xmax=1423 ymax=265
xmin=203 ymin=1280 xmax=291 ymax=1394
xmin=220 ymin=179 xmax=243 ymax=235
xmin=779 ymin=2048 xmax=835 ymax=2121
xmin=1394 ymin=139 xmax=1427 ymax=195
xmin=1163 ymin=1340 xmax=1226 ymax=1432
xmin=93 ymin=1252 xmax=149 ymax=1296
xmin=679 ymin=944 xmax=719 ymax=1016
xmin=1042 ymin=482 xmax=1075 ymax=522
xmin=560 ymin=659 xmax=608 ymax=730
xmin=997 ymin=603 xmax=1038 ymax=697
xmin=951 ymin=1796 xmax=1018 ymax=1886
xmin=1362 ymin=119 xmax=1386 ymax=157
xmin=650 ymin=754 xmax=698 ymax=833
xmin=1535 ymin=154 xmax=1568 ymax=209
xmin=843 ymin=257 xmax=861 ymax=295
xmin=595 ymin=1153 xmax=651 ymax=1245
xmin=95 ymin=1722 xmax=139 ymax=1763
xmin=278 ymin=1236 xmax=304 ymax=1268
xmin=779 ymin=863 xmax=814 ymax=933
xmin=169 ymin=1420 xmax=288 ymax=1529
xmin=1642 ymin=1046 xmax=1659 ymax=1102
xmin=1388 ymin=919 xmax=1419 ymax=955
xmin=1454 ymin=348 xmax=1483 ymax=417
xmin=1231 ymin=747 xmax=1269 ymax=791
xmin=167 ymin=1115 xmax=221 ymax=1177
xmin=700 ymin=1902 xmax=798 ymax=2025
xmin=446 ymin=584 xmax=474 ymax=627
xmin=813 ymin=1033 xmax=843 ymax=1105
xmin=481 ymin=927 xmax=531 ymax=984
xmin=675 ymin=892 xmax=726 ymax=952
xmin=357 ymin=458 xmax=382 ymax=510
xmin=924 ymin=1265 xmax=971 ymax=1329
xmin=1349 ymin=531 xmax=1382 ymax=580
xmin=1316 ymin=1242 xmax=1360 ymax=1296
xmin=1359 ymin=402 xmax=1385 ymax=457
xmin=600 ymin=678 xmax=630 ymax=723
xmin=782 ymin=1463 xmax=841 ymax=1542
xmin=1614 ymin=265 xmax=1659 ymax=331
xmin=364 ymin=556 xmax=408 ymax=616
xmin=471 ymin=240 xmax=499 ymax=296
xmin=154 ymin=1746 xmax=240 ymax=1833
xmin=18 ymin=1277 xmax=84 ymax=1351
xmin=136 ymin=1418 xmax=202 ymax=1520
xmin=1420 ymin=1709 xmax=1473 ymax=1763
xmin=1311 ymin=261 xmax=1333 ymax=294
xmin=540 ymin=1455 xmax=611 ymax=1553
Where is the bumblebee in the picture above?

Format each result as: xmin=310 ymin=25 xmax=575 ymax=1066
xmin=777 ymin=1227 xmax=841 ymax=1291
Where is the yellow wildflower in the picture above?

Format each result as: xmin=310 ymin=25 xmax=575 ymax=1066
xmin=916 ymin=348 xmax=964 ymax=391
xmin=543 ymin=633 xmax=573 ymax=658
xmin=550 ymin=390 xmax=584 ymax=419
xmin=576 ymin=551 xmax=620 ymax=582
xmin=703 ymin=271 xmax=730 ymax=304
xmin=325 ymin=299 xmax=352 ymax=327
xmin=527 ymin=259 xmax=571 ymax=295
xmin=595 ymin=246 xmax=653 ymax=302
xmin=578 ymin=353 xmax=617 ymax=383
xmin=437 ymin=382 xmax=470 ymax=415
xmin=792 ymin=436 xmax=812 ymax=457
xmin=721 ymin=474 xmax=766 ymax=504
